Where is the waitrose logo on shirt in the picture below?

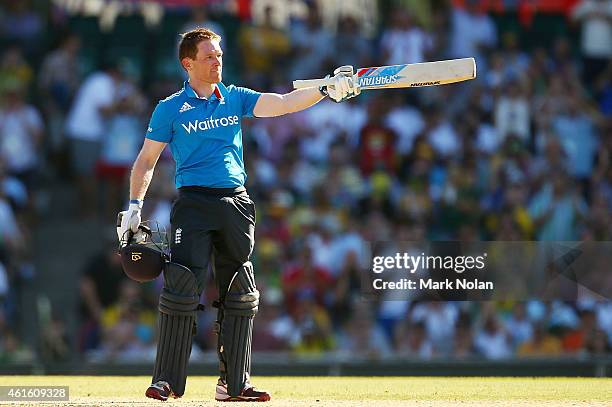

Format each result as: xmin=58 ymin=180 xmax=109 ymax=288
xmin=181 ymin=115 xmax=240 ymax=134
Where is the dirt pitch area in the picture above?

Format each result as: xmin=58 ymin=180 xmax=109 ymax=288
xmin=0 ymin=376 xmax=609 ymax=407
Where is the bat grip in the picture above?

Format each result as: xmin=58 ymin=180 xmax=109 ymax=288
xmin=293 ymin=77 xmax=335 ymax=89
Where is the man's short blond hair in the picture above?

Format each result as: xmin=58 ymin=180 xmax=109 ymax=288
xmin=178 ymin=27 xmax=221 ymax=61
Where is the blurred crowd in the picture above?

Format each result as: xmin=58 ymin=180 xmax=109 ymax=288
xmin=1 ymin=0 xmax=611 ymax=364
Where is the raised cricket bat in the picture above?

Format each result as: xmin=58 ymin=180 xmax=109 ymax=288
xmin=292 ymin=58 xmax=476 ymax=90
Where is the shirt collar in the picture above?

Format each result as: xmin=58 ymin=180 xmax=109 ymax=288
xmin=184 ymin=81 xmax=224 ymax=102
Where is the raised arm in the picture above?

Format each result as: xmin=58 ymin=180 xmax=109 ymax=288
xmin=253 ymin=65 xmax=360 ymax=118
xmin=253 ymin=87 xmax=324 ymax=118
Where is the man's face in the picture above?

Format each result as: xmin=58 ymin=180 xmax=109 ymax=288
xmin=183 ymin=39 xmax=223 ymax=84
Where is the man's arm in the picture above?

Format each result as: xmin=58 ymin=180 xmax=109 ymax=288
xmin=253 ymin=65 xmax=360 ymax=118
xmin=130 ymin=138 xmax=167 ymax=200
xmin=253 ymin=87 xmax=324 ymax=118
xmin=117 ymin=138 xmax=166 ymax=242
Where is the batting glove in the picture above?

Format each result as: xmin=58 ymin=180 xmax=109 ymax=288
xmin=117 ymin=200 xmax=142 ymax=246
xmin=322 ymin=65 xmax=361 ymax=103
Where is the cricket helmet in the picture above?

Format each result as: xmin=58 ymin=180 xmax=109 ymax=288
xmin=117 ymin=219 xmax=169 ymax=282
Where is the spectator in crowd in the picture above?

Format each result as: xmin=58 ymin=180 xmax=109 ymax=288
xmin=549 ymin=301 xmax=580 ymax=332
xmin=585 ymin=328 xmax=610 ymax=354
xmin=78 ymin=238 xmax=129 ymax=352
xmin=334 ymin=15 xmax=372 ymax=68
xmin=562 ymin=308 xmax=598 ymax=353
xmin=237 ymin=5 xmax=290 ymax=88
xmin=65 ymin=62 xmax=123 ymax=218
xmin=518 ymin=325 xmax=563 ymax=356
xmin=0 ymin=46 xmax=33 ymax=92
xmin=38 ymin=33 xmax=81 ymax=159
xmin=495 ymin=79 xmax=531 ymax=144
xmin=40 ymin=316 xmax=70 ymax=362
xmin=289 ymin=5 xmax=333 ymax=80
xmin=452 ymin=316 xmax=476 ymax=358
xmin=358 ymin=97 xmax=398 ymax=176
xmin=0 ymin=0 xmax=43 ymax=54
xmin=571 ymin=0 xmax=612 ymax=89
xmin=0 ymin=81 xmax=43 ymax=192
xmin=552 ymin=97 xmax=599 ymax=184
xmin=0 ymin=262 xmax=7 ymax=301
xmin=309 ymin=215 xmax=354 ymax=273
xmin=449 ymin=0 xmax=497 ymax=67
xmin=595 ymin=301 xmax=612 ymax=347
xmin=0 ymin=180 xmax=26 ymax=258
xmin=395 ymin=320 xmax=434 ymax=359
xmin=0 ymin=159 xmax=30 ymax=220
xmin=337 ymin=302 xmax=392 ymax=360
xmin=411 ymin=302 xmax=459 ymax=354
xmin=385 ymin=93 xmax=425 ymax=156
xmin=251 ymin=294 xmax=292 ymax=351
xmin=0 ymin=330 xmax=34 ymax=363
xmin=424 ymin=105 xmax=461 ymax=158
xmin=180 ymin=6 xmax=225 ymax=41
xmin=499 ymin=32 xmax=530 ymax=79
xmin=381 ymin=7 xmax=433 ymax=66
xmin=98 ymin=280 xmax=155 ymax=361
xmin=291 ymin=293 xmax=334 ymax=355
xmin=258 ymin=189 xmax=293 ymax=248
xmin=528 ymin=173 xmax=588 ymax=241
xmin=593 ymin=62 xmax=612 ymax=115
xmin=330 ymin=250 xmax=361 ymax=327
xmin=504 ymin=303 xmax=534 ymax=349
xmin=474 ymin=314 xmax=512 ymax=359
xmin=96 ymin=73 xmax=147 ymax=218
xmin=282 ymin=246 xmax=334 ymax=316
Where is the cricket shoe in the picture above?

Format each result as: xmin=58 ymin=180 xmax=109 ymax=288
xmin=145 ymin=380 xmax=178 ymax=401
xmin=215 ymin=379 xmax=271 ymax=402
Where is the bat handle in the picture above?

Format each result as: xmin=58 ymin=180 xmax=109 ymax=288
xmin=293 ymin=77 xmax=335 ymax=89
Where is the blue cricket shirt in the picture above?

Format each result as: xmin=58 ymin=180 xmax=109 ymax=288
xmin=145 ymin=81 xmax=261 ymax=188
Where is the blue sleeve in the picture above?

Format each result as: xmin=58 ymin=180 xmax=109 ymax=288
xmin=145 ymin=102 xmax=173 ymax=143
xmin=236 ymin=86 xmax=261 ymax=118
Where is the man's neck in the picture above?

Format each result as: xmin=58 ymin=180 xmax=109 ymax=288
xmin=189 ymin=79 xmax=216 ymax=99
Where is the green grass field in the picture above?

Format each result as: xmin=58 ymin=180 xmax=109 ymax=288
xmin=0 ymin=376 xmax=610 ymax=406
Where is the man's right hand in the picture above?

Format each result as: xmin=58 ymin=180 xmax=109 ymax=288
xmin=117 ymin=201 xmax=142 ymax=246
xmin=324 ymin=65 xmax=361 ymax=103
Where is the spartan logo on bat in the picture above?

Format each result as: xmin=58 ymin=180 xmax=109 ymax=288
xmin=359 ymin=75 xmax=399 ymax=87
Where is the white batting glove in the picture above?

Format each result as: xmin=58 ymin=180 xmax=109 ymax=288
xmin=117 ymin=200 xmax=142 ymax=246
xmin=324 ymin=65 xmax=361 ymax=103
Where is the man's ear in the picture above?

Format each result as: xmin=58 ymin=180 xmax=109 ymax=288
xmin=181 ymin=57 xmax=191 ymax=72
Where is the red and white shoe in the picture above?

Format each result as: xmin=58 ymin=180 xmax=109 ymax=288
xmin=215 ymin=379 xmax=271 ymax=402
xmin=145 ymin=380 xmax=177 ymax=401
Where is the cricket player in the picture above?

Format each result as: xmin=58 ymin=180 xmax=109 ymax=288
xmin=116 ymin=28 xmax=360 ymax=402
